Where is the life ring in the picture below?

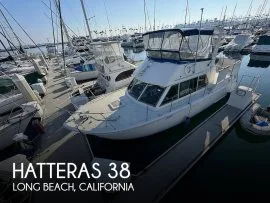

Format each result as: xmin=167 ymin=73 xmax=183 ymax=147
xmin=236 ymin=89 xmax=246 ymax=96
xmin=185 ymin=64 xmax=194 ymax=75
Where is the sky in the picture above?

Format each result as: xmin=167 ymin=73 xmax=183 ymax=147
xmin=0 ymin=0 xmax=269 ymax=45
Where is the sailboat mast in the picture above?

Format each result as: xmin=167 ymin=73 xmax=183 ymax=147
xmin=49 ymin=0 xmax=57 ymax=55
xmin=153 ymin=0 xmax=156 ymax=31
xmin=53 ymin=0 xmax=73 ymax=48
xmin=80 ymin=0 xmax=92 ymax=41
xmin=144 ymin=0 xmax=147 ymax=32
xmin=57 ymin=0 xmax=66 ymax=71
xmin=0 ymin=7 xmax=24 ymax=53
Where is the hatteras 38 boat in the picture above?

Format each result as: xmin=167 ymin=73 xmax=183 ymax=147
xmin=64 ymin=28 xmax=241 ymax=139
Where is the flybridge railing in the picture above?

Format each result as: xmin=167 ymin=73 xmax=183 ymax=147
xmin=237 ymin=74 xmax=260 ymax=92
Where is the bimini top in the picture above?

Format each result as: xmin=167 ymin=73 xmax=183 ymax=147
xmin=142 ymin=28 xmax=215 ymax=62
xmin=142 ymin=28 xmax=214 ymax=37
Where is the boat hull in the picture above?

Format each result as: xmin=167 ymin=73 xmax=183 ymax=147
xmin=0 ymin=94 xmax=26 ymax=115
xmin=0 ymin=114 xmax=33 ymax=151
xmin=78 ymin=86 xmax=228 ymax=140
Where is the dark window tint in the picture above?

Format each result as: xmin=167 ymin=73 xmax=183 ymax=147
xmin=179 ymin=80 xmax=190 ymax=98
xmin=128 ymin=79 xmax=147 ymax=99
xmin=197 ymin=75 xmax=208 ymax=90
xmin=189 ymin=77 xmax=198 ymax=93
xmin=115 ymin=69 xmax=135 ymax=82
xmin=161 ymin=84 xmax=179 ymax=105
xmin=139 ymin=84 xmax=165 ymax=106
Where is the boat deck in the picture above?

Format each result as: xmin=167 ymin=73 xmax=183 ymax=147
xmin=114 ymin=90 xmax=260 ymax=203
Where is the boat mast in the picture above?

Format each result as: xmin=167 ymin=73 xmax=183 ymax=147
xmin=144 ymin=0 xmax=147 ymax=32
xmin=80 ymin=0 xmax=92 ymax=42
xmin=229 ymin=3 xmax=237 ymax=33
xmin=153 ymin=0 xmax=156 ymax=31
xmin=0 ymin=21 xmax=15 ymax=55
xmin=53 ymin=0 xmax=73 ymax=48
xmin=0 ymin=39 xmax=14 ymax=63
xmin=57 ymin=0 xmax=66 ymax=72
xmin=49 ymin=0 xmax=57 ymax=55
xmin=0 ymin=2 xmax=48 ymax=58
xmin=0 ymin=7 xmax=25 ymax=53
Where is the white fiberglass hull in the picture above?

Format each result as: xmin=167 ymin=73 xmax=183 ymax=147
xmin=72 ymin=86 xmax=228 ymax=140
xmin=0 ymin=94 xmax=26 ymax=115
xmin=0 ymin=113 xmax=33 ymax=151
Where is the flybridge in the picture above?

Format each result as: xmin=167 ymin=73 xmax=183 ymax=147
xmin=142 ymin=28 xmax=214 ymax=62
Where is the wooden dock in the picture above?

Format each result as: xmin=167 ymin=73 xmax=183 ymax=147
xmin=114 ymin=88 xmax=260 ymax=203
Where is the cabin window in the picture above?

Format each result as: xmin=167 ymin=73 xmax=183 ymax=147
xmin=161 ymin=84 xmax=179 ymax=105
xmin=115 ymin=69 xmax=135 ymax=82
xmin=162 ymin=31 xmax=182 ymax=50
xmin=161 ymin=51 xmax=180 ymax=61
xmin=257 ymin=36 xmax=270 ymax=45
xmin=189 ymin=77 xmax=198 ymax=93
xmin=128 ymin=79 xmax=147 ymax=99
xmin=180 ymin=35 xmax=213 ymax=60
xmin=179 ymin=77 xmax=198 ymax=98
xmin=148 ymin=32 xmax=164 ymax=50
xmin=0 ymin=78 xmax=17 ymax=94
xmin=179 ymin=80 xmax=190 ymax=98
xmin=197 ymin=75 xmax=208 ymax=90
xmin=147 ymin=50 xmax=162 ymax=59
xmin=139 ymin=84 xmax=165 ymax=106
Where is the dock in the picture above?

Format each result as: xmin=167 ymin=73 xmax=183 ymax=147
xmin=114 ymin=87 xmax=260 ymax=203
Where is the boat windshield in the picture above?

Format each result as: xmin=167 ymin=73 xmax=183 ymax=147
xmin=93 ymin=42 xmax=123 ymax=63
xmin=128 ymin=79 xmax=165 ymax=106
xmin=143 ymin=29 xmax=213 ymax=61
xmin=0 ymin=78 xmax=17 ymax=94
xmin=257 ymin=35 xmax=270 ymax=45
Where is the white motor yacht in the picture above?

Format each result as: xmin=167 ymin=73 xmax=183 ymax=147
xmin=61 ymin=52 xmax=99 ymax=82
xmin=64 ymin=28 xmax=241 ymax=139
xmin=71 ymin=41 xmax=136 ymax=108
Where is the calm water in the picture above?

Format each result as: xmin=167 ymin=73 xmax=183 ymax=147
xmin=161 ymin=54 xmax=270 ymax=201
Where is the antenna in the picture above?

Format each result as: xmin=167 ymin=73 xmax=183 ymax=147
xmin=184 ymin=0 xmax=189 ymax=27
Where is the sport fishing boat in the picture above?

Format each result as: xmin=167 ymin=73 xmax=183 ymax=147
xmin=64 ymin=28 xmax=241 ymax=139
xmin=70 ymin=41 xmax=136 ymax=108
xmin=62 ymin=52 xmax=99 ymax=82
